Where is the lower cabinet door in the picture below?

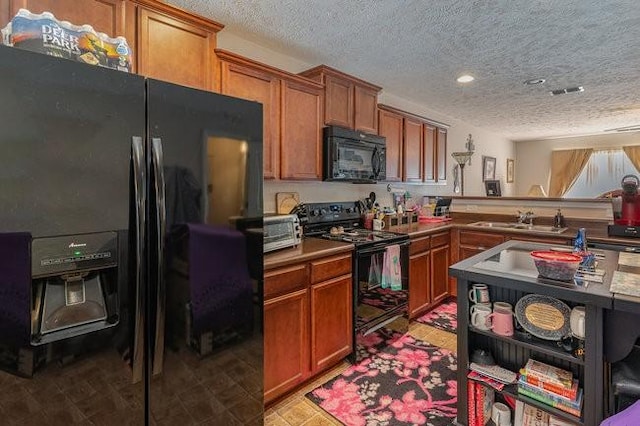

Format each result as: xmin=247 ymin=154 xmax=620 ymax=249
xmin=409 ymin=250 xmax=431 ymax=318
xmin=310 ymin=275 xmax=352 ymax=373
xmin=431 ymin=244 xmax=450 ymax=303
xmin=264 ymin=289 xmax=309 ymax=404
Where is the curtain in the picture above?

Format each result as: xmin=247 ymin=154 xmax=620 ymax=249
xmin=548 ymin=149 xmax=593 ymax=197
xmin=622 ymin=145 xmax=640 ymax=172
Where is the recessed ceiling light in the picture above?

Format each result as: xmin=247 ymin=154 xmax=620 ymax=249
xmin=456 ymin=75 xmax=474 ymax=83
xmin=524 ymin=78 xmax=546 ymax=85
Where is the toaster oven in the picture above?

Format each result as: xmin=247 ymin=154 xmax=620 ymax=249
xmin=264 ymin=214 xmax=302 ymax=253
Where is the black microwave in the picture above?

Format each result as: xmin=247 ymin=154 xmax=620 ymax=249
xmin=323 ymin=126 xmax=386 ymax=183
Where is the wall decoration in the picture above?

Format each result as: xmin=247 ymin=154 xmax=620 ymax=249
xmin=482 ymin=156 xmax=496 ymax=181
xmin=507 ymin=158 xmax=515 ymax=183
xmin=485 ymin=180 xmax=501 ymax=196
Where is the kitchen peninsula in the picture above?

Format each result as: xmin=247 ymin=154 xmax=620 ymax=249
xmin=450 ymin=239 xmax=640 ymax=425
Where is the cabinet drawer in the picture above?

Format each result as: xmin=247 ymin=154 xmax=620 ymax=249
xmin=410 ymin=236 xmax=431 ymax=255
xmin=310 ymin=254 xmax=352 ymax=284
xmin=431 ymin=231 xmax=450 ymax=248
xmin=460 ymin=231 xmax=504 ymax=249
xmin=265 ymin=264 xmax=308 ymax=299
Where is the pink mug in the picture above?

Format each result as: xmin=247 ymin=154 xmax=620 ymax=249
xmin=487 ymin=310 xmax=514 ymax=336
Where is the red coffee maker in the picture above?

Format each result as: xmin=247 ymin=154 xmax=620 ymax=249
xmin=615 ymin=175 xmax=640 ymax=226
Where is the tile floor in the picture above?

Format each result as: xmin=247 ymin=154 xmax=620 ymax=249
xmin=264 ymin=320 xmax=458 ymax=426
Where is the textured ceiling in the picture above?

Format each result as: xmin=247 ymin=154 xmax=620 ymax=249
xmin=168 ymin=0 xmax=640 ymax=141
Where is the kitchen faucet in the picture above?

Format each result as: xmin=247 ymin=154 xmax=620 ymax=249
xmin=517 ymin=210 xmax=535 ymax=225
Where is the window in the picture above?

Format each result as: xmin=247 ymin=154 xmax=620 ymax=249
xmin=564 ymin=149 xmax=639 ymax=198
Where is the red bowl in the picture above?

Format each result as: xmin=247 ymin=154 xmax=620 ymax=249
xmin=530 ymin=251 xmax=582 ymax=281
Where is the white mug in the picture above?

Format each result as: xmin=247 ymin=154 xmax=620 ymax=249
xmin=491 ymin=402 xmax=511 ymax=426
xmin=570 ymin=306 xmax=585 ymax=339
xmin=373 ymin=218 xmax=386 ymax=231
xmin=470 ymin=303 xmax=492 ymax=330
xmin=469 ymin=283 xmax=490 ymax=304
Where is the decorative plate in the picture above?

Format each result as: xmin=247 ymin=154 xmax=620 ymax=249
xmin=515 ymin=294 xmax=571 ymax=340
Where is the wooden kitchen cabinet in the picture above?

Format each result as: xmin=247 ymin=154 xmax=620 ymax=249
xmin=409 ymin=236 xmax=431 ymax=319
xmin=300 ymin=65 xmax=381 ymax=134
xmin=423 ymin=124 xmax=437 ymax=183
xmin=378 ymin=106 xmax=404 ymax=182
xmin=135 ymin=2 xmax=220 ymax=91
xmin=458 ymin=230 xmax=505 ymax=260
xmin=218 ymin=54 xmax=280 ymax=179
xmin=217 ymin=50 xmax=323 ymax=181
xmin=281 ymin=79 xmax=323 ymax=180
xmin=437 ymin=128 xmax=447 ymax=182
xmin=403 ymin=117 xmax=423 ymax=182
xmin=378 ymin=104 xmax=449 ymax=183
xmin=310 ymin=275 xmax=352 ymax=372
xmin=431 ymin=240 xmax=450 ymax=304
xmin=409 ymin=231 xmax=451 ymax=318
xmin=264 ymin=288 xmax=309 ymax=404
xmin=264 ymin=252 xmax=352 ymax=405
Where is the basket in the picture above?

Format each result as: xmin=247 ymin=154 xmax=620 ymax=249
xmin=530 ymin=251 xmax=582 ymax=281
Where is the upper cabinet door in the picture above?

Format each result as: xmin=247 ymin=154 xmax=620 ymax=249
xmin=437 ymin=128 xmax=447 ymax=182
xmin=423 ymin=124 xmax=437 ymax=183
xmin=324 ymin=74 xmax=353 ymax=129
xmin=8 ymin=0 xmax=125 ymax=36
xmin=220 ymin=61 xmax=280 ymax=180
xmin=403 ymin=117 xmax=423 ymax=182
xmin=280 ymin=79 xmax=323 ymax=180
xmin=378 ymin=108 xmax=403 ymax=182
xmin=137 ymin=7 xmax=215 ymax=91
xmin=354 ymin=85 xmax=378 ymax=134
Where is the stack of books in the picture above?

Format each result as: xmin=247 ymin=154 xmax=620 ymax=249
xmin=518 ymin=359 xmax=583 ymax=418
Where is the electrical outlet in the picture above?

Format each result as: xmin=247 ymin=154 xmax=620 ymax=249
xmin=466 ymin=204 xmax=478 ymax=212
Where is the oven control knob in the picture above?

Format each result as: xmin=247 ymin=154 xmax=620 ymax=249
xmin=346 ymin=207 xmax=353 ymax=213
xmin=311 ymin=209 xmax=320 ymax=217
xmin=320 ymin=208 xmax=327 ymax=216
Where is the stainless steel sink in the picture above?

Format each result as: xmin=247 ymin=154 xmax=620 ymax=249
xmin=467 ymin=221 xmax=567 ymax=234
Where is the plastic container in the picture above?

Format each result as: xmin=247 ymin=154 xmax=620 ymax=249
xmin=530 ymin=251 xmax=582 ymax=281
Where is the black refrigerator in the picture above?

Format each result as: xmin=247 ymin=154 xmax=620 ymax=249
xmin=0 ymin=45 xmax=264 ymax=425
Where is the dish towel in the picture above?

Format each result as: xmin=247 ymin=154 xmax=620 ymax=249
xmin=368 ymin=252 xmax=382 ymax=287
xmin=0 ymin=232 xmax=31 ymax=347
xmin=381 ymin=244 xmax=402 ymax=291
xmin=186 ymin=223 xmax=253 ymax=336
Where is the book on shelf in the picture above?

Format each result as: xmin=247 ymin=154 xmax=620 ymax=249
xmin=517 ymin=382 xmax=583 ymax=418
xmin=523 ymin=359 xmax=573 ymax=390
xmin=468 ymin=379 xmax=477 ymax=426
xmin=475 ymin=382 xmax=494 ymax=425
xmin=523 ymin=404 xmax=550 ymax=426
xmin=515 ymin=400 xmax=525 ymax=426
xmin=549 ymin=414 xmax=579 ymax=426
xmin=519 ymin=371 xmax=579 ymax=401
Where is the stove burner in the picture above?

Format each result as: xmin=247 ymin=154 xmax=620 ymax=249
xmin=321 ymin=229 xmax=403 ymax=244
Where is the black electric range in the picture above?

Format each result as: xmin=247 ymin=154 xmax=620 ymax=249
xmin=299 ymin=202 xmax=410 ymax=363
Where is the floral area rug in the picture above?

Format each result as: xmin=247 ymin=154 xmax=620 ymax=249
xmin=416 ymin=300 xmax=457 ymax=333
xmin=306 ymin=330 xmax=457 ymax=426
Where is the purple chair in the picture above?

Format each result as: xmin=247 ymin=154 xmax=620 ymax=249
xmin=186 ymin=224 xmax=253 ymax=350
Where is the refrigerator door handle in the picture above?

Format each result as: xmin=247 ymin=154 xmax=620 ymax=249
xmin=151 ymin=137 xmax=167 ymax=376
xmin=131 ymin=136 xmax=145 ymax=384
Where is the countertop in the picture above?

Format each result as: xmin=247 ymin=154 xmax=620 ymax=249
xmin=264 ymin=238 xmax=354 ymax=270
xmin=264 ymin=219 xmax=639 ymax=270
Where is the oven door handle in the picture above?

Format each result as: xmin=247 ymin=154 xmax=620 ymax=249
xmin=357 ymin=240 xmax=409 ymax=256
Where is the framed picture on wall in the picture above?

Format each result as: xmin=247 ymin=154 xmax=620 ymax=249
xmin=507 ymin=158 xmax=514 ymax=183
xmin=482 ymin=156 xmax=496 ymax=181
xmin=485 ymin=180 xmax=502 ymax=196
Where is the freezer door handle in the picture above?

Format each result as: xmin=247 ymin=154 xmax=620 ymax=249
xmin=151 ymin=137 xmax=167 ymax=376
xmin=131 ymin=136 xmax=145 ymax=384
